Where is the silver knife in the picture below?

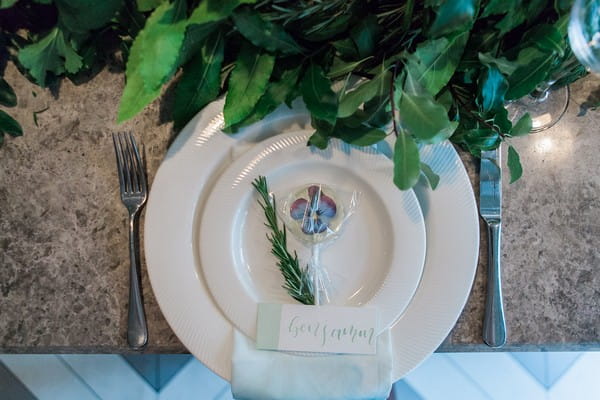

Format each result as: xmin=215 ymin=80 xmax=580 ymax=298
xmin=480 ymin=147 xmax=506 ymax=348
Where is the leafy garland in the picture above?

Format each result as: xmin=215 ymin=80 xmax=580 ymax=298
xmin=0 ymin=0 xmax=588 ymax=188
xmin=252 ymin=175 xmax=314 ymax=305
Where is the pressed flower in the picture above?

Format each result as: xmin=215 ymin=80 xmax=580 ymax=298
xmin=290 ymin=185 xmax=337 ymax=235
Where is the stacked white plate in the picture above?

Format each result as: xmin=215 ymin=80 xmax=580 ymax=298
xmin=144 ymin=100 xmax=479 ymax=381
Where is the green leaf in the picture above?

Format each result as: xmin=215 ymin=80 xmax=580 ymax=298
xmin=494 ymin=107 xmax=512 ymax=133
xmin=481 ymin=0 xmax=512 ymax=16
xmin=332 ymin=39 xmax=358 ymax=60
xmin=478 ymin=52 xmax=519 ymax=76
xmin=178 ymin=22 xmax=218 ymax=67
xmin=399 ymin=74 xmax=458 ymax=144
xmin=524 ymin=24 xmax=565 ymax=57
xmin=54 ymin=0 xmax=121 ymax=33
xmin=301 ymin=63 xmax=338 ymax=125
xmin=189 ymin=0 xmax=257 ymax=25
xmin=478 ymin=66 xmax=508 ymax=113
xmin=0 ymin=78 xmax=17 ymax=107
xmin=420 ymin=162 xmax=440 ymax=190
xmin=118 ymin=2 xmax=188 ymax=122
xmin=483 ymin=0 xmax=526 ymax=33
xmin=349 ymin=15 xmax=382 ymax=58
xmin=137 ymin=0 xmax=165 ymax=11
xmin=0 ymin=0 xmax=18 ymax=9
xmin=404 ymin=31 xmax=469 ymax=96
xmin=463 ymin=128 xmax=501 ymax=152
xmin=429 ymin=0 xmax=477 ymax=37
xmin=18 ymin=28 xmax=83 ymax=87
xmin=335 ymin=124 xmax=387 ymax=146
xmin=327 ymin=56 xmax=373 ymax=78
xmin=0 ymin=109 xmax=23 ymax=137
xmin=507 ymin=145 xmax=523 ymax=183
xmin=338 ymin=67 xmax=388 ymax=118
xmin=227 ymin=65 xmax=300 ymax=131
xmin=173 ymin=30 xmax=225 ymax=131
xmin=308 ymin=130 xmax=329 ymax=149
xmin=223 ymin=43 xmax=275 ymax=127
xmin=393 ymin=131 xmax=421 ymax=190
xmin=506 ymin=53 xmax=556 ymax=100
xmin=232 ymin=7 xmax=303 ymax=55
xmin=510 ymin=113 xmax=532 ymax=136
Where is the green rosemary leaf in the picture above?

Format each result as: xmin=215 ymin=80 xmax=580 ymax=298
xmin=252 ymin=176 xmax=314 ymax=305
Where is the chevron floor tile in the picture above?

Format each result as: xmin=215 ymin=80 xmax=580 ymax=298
xmin=0 ymin=352 xmax=598 ymax=399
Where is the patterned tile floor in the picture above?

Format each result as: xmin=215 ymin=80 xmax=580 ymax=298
xmin=0 ymin=352 xmax=599 ymax=399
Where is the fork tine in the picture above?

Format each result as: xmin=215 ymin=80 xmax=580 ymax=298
xmin=112 ymin=133 xmax=126 ymax=192
xmin=118 ymin=132 xmax=135 ymax=193
xmin=124 ymin=133 xmax=140 ymax=193
xmin=128 ymin=132 xmax=147 ymax=194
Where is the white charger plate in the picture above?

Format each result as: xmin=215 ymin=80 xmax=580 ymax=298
xmin=200 ymin=131 xmax=426 ymax=339
xmin=144 ymin=100 xmax=479 ymax=381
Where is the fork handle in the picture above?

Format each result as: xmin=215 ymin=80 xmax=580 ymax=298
xmin=128 ymin=212 xmax=148 ymax=350
xmin=483 ymin=220 xmax=506 ymax=348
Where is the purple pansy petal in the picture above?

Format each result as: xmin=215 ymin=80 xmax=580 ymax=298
xmin=317 ymin=193 xmax=336 ymax=217
xmin=290 ymin=198 xmax=309 ymax=220
xmin=301 ymin=216 xmax=328 ymax=234
xmin=307 ymin=185 xmax=320 ymax=198
xmin=301 ymin=217 xmax=314 ymax=234
xmin=313 ymin=218 xmax=328 ymax=233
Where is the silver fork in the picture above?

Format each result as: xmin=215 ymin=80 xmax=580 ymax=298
xmin=113 ymin=132 xmax=148 ymax=350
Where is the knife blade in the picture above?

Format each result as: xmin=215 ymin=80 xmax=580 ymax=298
xmin=480 ymin=147 xmax=506 ymax=348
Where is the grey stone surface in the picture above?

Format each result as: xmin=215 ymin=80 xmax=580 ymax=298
xmin=0 ymin=62 xmax=599 ymax=353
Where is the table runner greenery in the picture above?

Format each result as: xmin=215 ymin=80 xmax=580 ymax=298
xmin=0 ymin=0 xmax=587 ymax=188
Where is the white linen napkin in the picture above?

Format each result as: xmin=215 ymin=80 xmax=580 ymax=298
xmin=231 ymin=330 xmax=393 ymax=400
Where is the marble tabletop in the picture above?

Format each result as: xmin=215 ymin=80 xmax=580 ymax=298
xmin=0 ymin=62 xmax=598 ymax=353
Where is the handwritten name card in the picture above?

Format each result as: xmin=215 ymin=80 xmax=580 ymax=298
xmin=256 ymin=303 xmax=379 ymax=355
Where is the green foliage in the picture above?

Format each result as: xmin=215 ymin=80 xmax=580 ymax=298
xmin=55 ymin=0 xmax=122 ymax=34
xmin=398 ymin=73 xmax=457 ymax=144
xmin=0 ymin=109 xmax=22 ymax=146
xmin=232 ymin=7 xmax=303 ymax=55
xmin=420 ymin=162 xmax=440 ymax=190
xmin=478 ymin=66 xmax=508 ymax=113
xmin=0 ymin=0 xmax=17 ymax=9
xmin=0 ymin=0 xmax=589 ymax=188
xmin=0 ymin=78 xmax=16 ymax=107
xmin=173 ymin=30 xmax=225 ymax=131
xmin=404 ymin=31 xmax=469 ymax=96
xmin=18 ymin=28 xmax=82 ymax=87
xmin=252 ymin=176 xmax=314 ymax=305
xmin=507 ymin=145 xmax=523 ymax=183
xmin=393 ymin=130 xmax=420 ymax=190
xmin=137 ymin=0 xmax=164 ymax=12
xmin=301 ymin=64 xmax=337 ymax=125
xmin=223 ymin=42 xmax=275 ymax=127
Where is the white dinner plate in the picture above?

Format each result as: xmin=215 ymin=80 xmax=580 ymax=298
xmin=144 ymin=100 xmax=479 ymax=381
xmin=200 ymin=131 xmax=426 ymax=339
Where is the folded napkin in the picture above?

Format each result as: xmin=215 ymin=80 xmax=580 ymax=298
xmin=231 ymin=330 xmax=392 ymax=400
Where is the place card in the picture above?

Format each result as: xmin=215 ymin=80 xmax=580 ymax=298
xmin=256 ymin=303 xmax=379 ymax=355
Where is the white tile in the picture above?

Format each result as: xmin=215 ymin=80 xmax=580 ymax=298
xmin=0 ymin=354 xmax=98 ymax=400
xmin=158 ymin=358 xmax=228 ymax=400
xmin=214 ymin=385 xmax=235 ymax=400
xmin=510 ymin=353 xmax=547 ymax=387
xmin=546 ymin=352 xmax=582 ymax=387
xmin=60 ymin=355 xmax=157 ymax=400
xmin=403 ymin=354 xmax=490 ymax=400
xmin=446 ymin=353 xmax=547 ymax=400
xmin=549 ymin=353 xmax=600 ymax=400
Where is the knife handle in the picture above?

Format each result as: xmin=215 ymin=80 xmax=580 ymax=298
xmin=483 ymin=220 xmax=506 ymax=348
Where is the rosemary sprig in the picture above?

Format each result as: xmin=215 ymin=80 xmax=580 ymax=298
xmin=252 ymin=176 xmax=315 ymax=305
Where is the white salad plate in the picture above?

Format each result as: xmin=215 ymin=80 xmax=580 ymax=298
xmin=144 ymin=99 xmax=479 ymax=381
xmin=199 ymin=130 xmax=427 ymax=339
